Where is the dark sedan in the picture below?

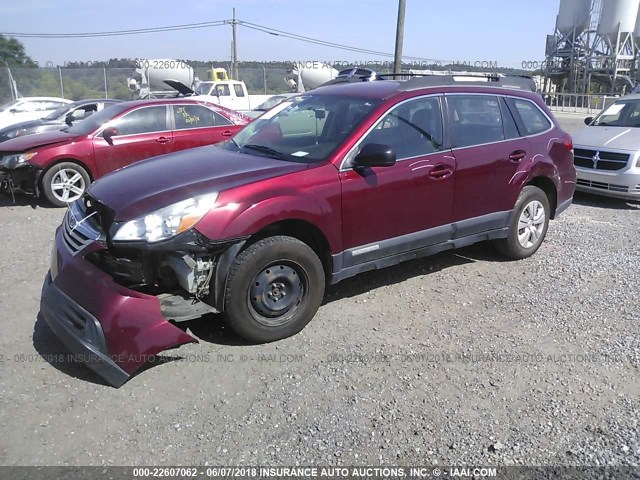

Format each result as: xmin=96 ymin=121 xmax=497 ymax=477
xmin=0 ymin=99 xmax=121 ymax=143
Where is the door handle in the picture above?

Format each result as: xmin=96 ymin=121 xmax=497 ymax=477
xmin=428 ymin=165 xmax=454 ymax=180
xmin=221 ymin=130 xmax=234 ymax=137
xmin=509 ymin=150 xmax=526 ymax=162
xmin=155 ymin=136 xmax=170 ymax=144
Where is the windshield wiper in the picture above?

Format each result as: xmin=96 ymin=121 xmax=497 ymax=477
xmin=242 ymin=144 xmax=288 ymax=160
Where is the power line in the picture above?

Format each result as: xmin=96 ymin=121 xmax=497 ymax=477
xmin=237 ymin=20 xmax=453 ymax=63
xmin=1 ymin=18 xmax=453 ymax=63
xmin=1 ymin=21 xmax=228 ymax=38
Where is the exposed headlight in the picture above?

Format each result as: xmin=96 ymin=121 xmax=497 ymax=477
xmin=112 ymin=193 xmax=218 ymax=242
xmin=13 ymin=128 xmax=27 ymax=138
xmin=0 ymin=151 xmax=37 ymax=169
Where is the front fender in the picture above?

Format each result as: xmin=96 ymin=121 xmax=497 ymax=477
xmin=197 ymin=194 xmax=340 ymax=251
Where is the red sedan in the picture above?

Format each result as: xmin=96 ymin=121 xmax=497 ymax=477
xmin=0 ymin=98 xmax=251 ymax=206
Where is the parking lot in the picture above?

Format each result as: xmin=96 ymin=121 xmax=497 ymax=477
xmin=0 ymin=112 xmax=638 ymax=467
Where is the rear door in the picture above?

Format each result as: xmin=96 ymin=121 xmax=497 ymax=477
xmin=446 ymin=94 xmax=529 ymax=228
xmin=92 ymin=105 xmax=172 ymax=176
xmin=170 ymin=103 xmax=239 ymax=151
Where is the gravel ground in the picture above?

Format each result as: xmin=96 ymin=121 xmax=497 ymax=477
xmin=0 ymin=114 xmax=638 ymax=468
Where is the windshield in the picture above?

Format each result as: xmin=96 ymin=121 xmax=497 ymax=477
xmin=220 ymin=94 xmax=381 ymax=163
xmin=66 ymin=103 xmax=131 ymax=135
xmin=592 ymin=99 xmax=640 ymax=127
xmin=0 ymin=100 xmax=20 ymax=112
xmin=43 ymin=103 xmax=75 ymax=121
xmin=256 ymin=95 xmax=291 ymax=111
xmin=195 ymin=82 xmax=213 ymax=95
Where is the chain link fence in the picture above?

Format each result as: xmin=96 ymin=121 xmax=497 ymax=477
xmin=0 ymin=66 xmax=293 ymax=104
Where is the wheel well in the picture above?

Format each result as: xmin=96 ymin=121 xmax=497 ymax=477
xmin=249 ymin=220 xmax=333 ymax=277
xmin=526 ymin=176 xmax=558 ymax=218
xmin=40 ymin=159 xmax=93 ymax=187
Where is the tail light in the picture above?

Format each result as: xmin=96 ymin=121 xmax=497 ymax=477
xmin=562 ymin=133 xmax=573 ymax=150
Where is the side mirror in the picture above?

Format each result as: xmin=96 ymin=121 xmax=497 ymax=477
xmin=65 ymin=113 xmax=75 ymax=126
xmin=584 ymin=116 xmax=593 ymax=125
xmin=9 ymin=108 xmax=17 ymax=114
xmin=353 ymin=143 xmax=396 ymax=169
xmin=103 ymin=126 xmax=118 ymax=145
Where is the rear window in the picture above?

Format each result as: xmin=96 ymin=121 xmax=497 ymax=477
xmin=448 ymin=95 xmax=506 ymax=148
xmin=233 ymin=84 xmax=245 ymax=97
xmin=173 ymin=104 xmax=232 ymax=129
xmin=512 ymin=99 xmax=551 ymax=135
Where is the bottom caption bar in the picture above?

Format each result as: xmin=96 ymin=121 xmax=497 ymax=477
xmin=1 ymin=466 xmax=638 ymax=480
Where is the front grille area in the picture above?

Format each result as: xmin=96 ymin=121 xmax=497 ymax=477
xmin=61 ymin=201 xmax=104 ymax=256
xmin=573 ymin=148 xmax=630 ymax=171
xmin=83 ymin=195 xmax=115 ymax=234
xmin=576 ymin=178 xmax=630 ymax=193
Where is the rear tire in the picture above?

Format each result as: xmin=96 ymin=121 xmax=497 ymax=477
xmin=41 ymin=162 xmax=90 ymax=207
xmin=222 ymin=235 xmax=325 ymax=343
xmin=495 ymin=186 xmax=550 ymax=260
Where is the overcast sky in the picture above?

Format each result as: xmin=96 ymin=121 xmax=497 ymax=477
xmin=0 ymin=0 xmax=560 ymax=69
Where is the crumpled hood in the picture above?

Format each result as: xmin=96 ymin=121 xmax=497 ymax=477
xmin=89 ymin=145 xmax=309 ymax=221
xmin=572 ymin=126 xmax=640 ymax=151
xmin=0 ymin=129 xmax=77 ymax=152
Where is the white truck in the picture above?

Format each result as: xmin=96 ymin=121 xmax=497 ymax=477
xmin=194 ymin=79 xmax=274 ymax=114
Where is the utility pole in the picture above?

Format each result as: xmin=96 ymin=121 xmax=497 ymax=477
xmin=232 ymin=8 xmax=239 ymax=80
xmin=393 ymin=0 xmax=406 ymax=75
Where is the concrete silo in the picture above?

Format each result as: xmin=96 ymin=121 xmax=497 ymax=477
xmin=544 ymin=0 xmax=593 ymax=92
xmin=587 ymin=0 xmax=639 ymax=92
xmin=556 ymin=0 xmax=591 ymax=37
xmin=543 ymin=0 xmax=640 ymax=94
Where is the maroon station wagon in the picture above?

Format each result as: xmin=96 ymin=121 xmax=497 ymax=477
xmin=0 ymin=99 xmax=251 ymax=206
xmin=40 ymin=75 xmax=576 ymax=386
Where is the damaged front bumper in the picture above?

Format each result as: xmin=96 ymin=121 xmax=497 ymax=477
xmin=0 ymin=164 xmax=42 ymax=198
xmin=40 ymin=214 xmax=199 ymax=387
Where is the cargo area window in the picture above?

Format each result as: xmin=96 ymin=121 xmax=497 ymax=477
xmin=512 ymin=99 xmax=551 ymax=135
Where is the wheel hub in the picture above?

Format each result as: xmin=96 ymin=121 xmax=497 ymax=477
xmin=51 ymin=169 xmax=85 ymax=203
xmin=517 ymin=200 xmax=545 ymax=249
xmin=249 ymin=265 xmax=303 ymax=320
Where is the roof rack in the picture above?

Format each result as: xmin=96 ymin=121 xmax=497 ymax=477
xmin=318 ymin=68 xmax=537 ymax=92
xmin=393 ymin=74 xmax=537 ymax=92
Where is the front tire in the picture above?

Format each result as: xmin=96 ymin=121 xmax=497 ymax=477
xmin=495 ymin=185 xmax=550 ymax=260
xmin=41 ymin=162 xmax=90 ymax=207
xmin=222 ymin=235 xmax=325 ymax=343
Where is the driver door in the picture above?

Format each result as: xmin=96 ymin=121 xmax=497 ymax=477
xmin=339 ymin=96 xmax=456 ymax=267
xmin=92 ymin=105 xmax=172 ymax=176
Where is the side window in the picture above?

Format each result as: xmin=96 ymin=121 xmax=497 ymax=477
xmin=449 ymin=95 xmax=505 ymax=148
xmin=113 ymin=106 xmax=167 ymax=135
xmin=216 ymin=84 xmax=231 ymax=96
xmin=512 ymin=99 xmax=552 ymax=135
xmin=361 ymin=96 xmax=443 ymax=160
xmin=173 ymin=104 xmax=232 ymax=129
xmin=499 ymin=97 xmax=520 ymax=139
xmin=72 ymin=104 xmax=97 ymax=120
xmin=233 ymin=84 xmax=245 ymax=97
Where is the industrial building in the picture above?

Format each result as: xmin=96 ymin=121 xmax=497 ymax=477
xmin=544 ymin=0 xmax=640 ymax=94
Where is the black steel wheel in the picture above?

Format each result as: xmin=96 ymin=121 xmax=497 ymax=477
xmin=222 ymin=235 xmax=325 ymax=342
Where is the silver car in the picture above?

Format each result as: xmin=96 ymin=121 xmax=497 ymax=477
xmin=572 ymin=94 xmax=640 ymax=201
